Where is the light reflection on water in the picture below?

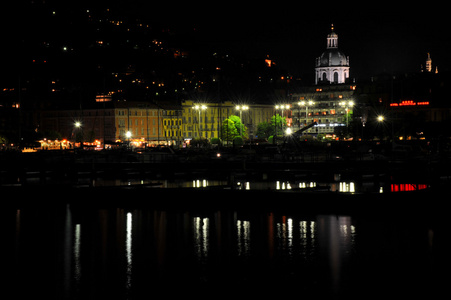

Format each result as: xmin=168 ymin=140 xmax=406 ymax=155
xmin=193 ymin=217 xmax=209 ymax=263
xmin=10 ymin=197 xmax=445 ymax=299
xmin=126 ymin=212 xmax=132 ymax=291
xmin=54 ymin=206 xmax=358 ymax=298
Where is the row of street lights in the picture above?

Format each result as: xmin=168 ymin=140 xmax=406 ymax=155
xmin=191 ymin=101 xmax=357 ymax=139
xmin=74 ymin=100 xmax=358 ymax=140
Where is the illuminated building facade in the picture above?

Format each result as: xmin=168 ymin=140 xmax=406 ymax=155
xmin=113 ymin=102 xmax=162 ymax=145
xmin=421 ymin=53 xmax=438 ymax=73
xmin=161 ymin=104 xmax=183 ymax=146
xmin=291 ymin=25 xmax=355 ymax=136
xmin=291 ymin=85 xmax=356 ymax=136
xmin=39 ymin=102 xmax=164 ymax=147
xmin=181 ymin=100 xmax=274 ymax=142
xmin=315 ymin=25 xmax=350 ymax=85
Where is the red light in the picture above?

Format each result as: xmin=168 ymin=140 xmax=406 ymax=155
xmin=390 ymin=101 xmax=429 ymax=107
xmin=390 ymin=183 xmax=428 ymax=192
xmin=400 ymin=100 xmax=415 ymax=106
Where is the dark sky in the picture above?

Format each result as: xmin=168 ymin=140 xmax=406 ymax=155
xmin=5 ymin=1 xmax=450 ymax=83
xmin=130 ymin=2 xmax=448 ymax=81
xmin=186 ymin=5 xmax=449 ymax=81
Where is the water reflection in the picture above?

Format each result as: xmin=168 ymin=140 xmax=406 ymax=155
xmin=237 ymin=220 xmax=251 ymax=257
xmin=10 ymin=200 xmax=445 ymax=299
xmin=74 ymin=224 xmax=81 ymax=285
xmin=194 ymin=217 xmax=209 ymax=262
xmin=126 ymin=212 xmax=133 ymax=291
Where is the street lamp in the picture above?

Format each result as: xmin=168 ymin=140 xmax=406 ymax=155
xmin=377 ymin=115 xmax=385 ymax=122
xmin=275 ymin=104 xmax=290 ymax=137
xmin=235 ymin=105 xmax=249 ymax=136
xmin=73 ymin=121 xmax=82 ymax=148
xmin=339 ymin=100 xmax=354 ymax=127
xmin=193 ymin=104 xmax=207 ymax=138
xmin=125 ymin=131 xmax=132 ymax=148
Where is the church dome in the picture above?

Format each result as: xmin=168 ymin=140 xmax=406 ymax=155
xmin=318 ymin=48 xmax=349 ymax=67
xmin=315 ymin=25 xmax=350 ymax=85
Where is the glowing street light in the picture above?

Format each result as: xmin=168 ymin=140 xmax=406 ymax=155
xmin=377 ymin=115 xmax=385 ymax=122
xmin=235 ymin=105 xmax=249 ymax=137
xmin=298 ymin=100 xmax=314 ymax=125
xmin=339 ymin=100 xmax=354 ymax=127
xmin=275 ymin=104 xmax=290 ymax=137
xmin=193 ymin=104 xmax=207 ymax=138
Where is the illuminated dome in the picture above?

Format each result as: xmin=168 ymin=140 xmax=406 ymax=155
xmin=315 ymin=24 xmax=350 ymax=85
xmin=318 ymin=48 xmax=349 ymax=67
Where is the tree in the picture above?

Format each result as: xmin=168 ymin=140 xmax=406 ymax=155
xmin=256 ymin=122 xmax=272 ymax=139
xmin=270 ymin=114 xmax=287 ymax=137
xmin=220 ymin=115 xmax=247 ymax=143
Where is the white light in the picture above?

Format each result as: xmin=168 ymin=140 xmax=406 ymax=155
xmin=126 ymin=212 xmax=133 ymax=289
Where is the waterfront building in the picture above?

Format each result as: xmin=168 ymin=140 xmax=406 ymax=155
xmin=291 ymin=25 xmax=355 ymax=136
xmin=160 ymin=103 xmax=183 ymax=146
xmin=181 ymin=100 xmax=275 ymax=143
xmin=291 ymin=85 xmax=356 ymax=136
xmin=39 ymin=101 xmax=164 ymax=147
xmin=39 ymin=107 xmax=116 ymax=146
xmin=113 ymin=101 xmax=163 ymax=145
xmin=181 ymin=100 xmax=232 ymax=141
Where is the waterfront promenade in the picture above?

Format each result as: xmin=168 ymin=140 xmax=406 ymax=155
xmin=1 ymin=141 xmax=450 ymax=194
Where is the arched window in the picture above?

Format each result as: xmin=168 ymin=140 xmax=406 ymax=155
xmin=333 ymin=72 xmax=338 ymax=83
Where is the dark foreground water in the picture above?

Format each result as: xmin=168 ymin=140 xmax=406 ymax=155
xmin=6 ymin=188 xmax=450 ymax=299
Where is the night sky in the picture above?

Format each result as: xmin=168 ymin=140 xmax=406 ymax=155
xmin=3 ymin=1 xmax=449 ymax=83
xmin=187 ymin=4 xmax=450 ymax=80
xmin=121 ymin=2 xmax=449 ymax=79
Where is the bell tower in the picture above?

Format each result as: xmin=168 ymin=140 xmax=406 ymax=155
xmin=327 ymin=24 xmax=338 ymax=49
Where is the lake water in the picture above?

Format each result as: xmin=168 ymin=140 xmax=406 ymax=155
xmin=7 ymin=188 xmax=449 ymax=300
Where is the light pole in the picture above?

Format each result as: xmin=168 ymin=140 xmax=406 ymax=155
xmin=298 ymin=100 xmax=314 ymax=127
xmin=193 ymin=104 xmax=207 ymax=139
xmin=126 ymin=131 xmax=132 ymax=149
xmin=235 ymin=105 xmax=248 ymax=137
xmin=74 ymin=121 xmax=82 ymax=148
xmin=275 ymin=104 xmax=290 ymax=134
xmin=339 ymin=100 xmax=354 ymax=127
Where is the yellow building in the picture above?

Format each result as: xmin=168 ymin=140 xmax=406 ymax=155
xmin=161 ymin=104 xmax=183 ymax=146
xmin=181 ymin=100 xmax=274 ymax=142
